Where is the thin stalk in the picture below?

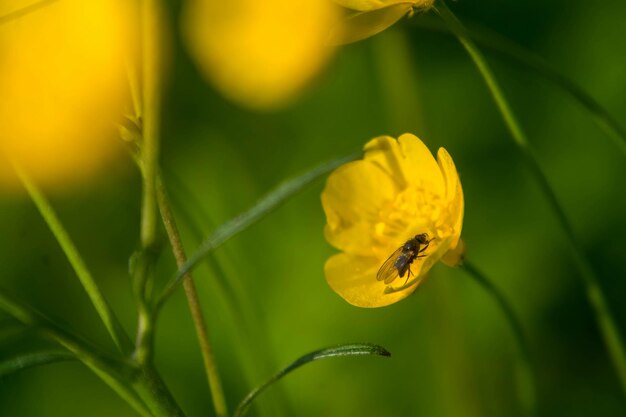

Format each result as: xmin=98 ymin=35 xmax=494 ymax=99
xmin=13 ymin=163 xmax=132 ymax=354
xmin=461 ymin=261 xmax=536 ymax=415
xmin=156 ymin=175 xmax=229 ymax=417
xmin=436 ymin=0 xmax=626 ymax=394
xmin=163 ymin=170 xmax=289 ymax=417
xmin=139 ymin=0 xmax=160 ymax=250
xmin=0 ymin=289 xmax=150 ymax=417
xmin=134 ymin=0 xmax=162 ymax=366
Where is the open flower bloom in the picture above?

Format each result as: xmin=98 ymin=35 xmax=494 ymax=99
xmin=322 ymin=134 xmax=464 ymax=307
xmin=0 ymin=0 xmax=135 ymax=190
xmin=182 ymin=0 xmax=339 ymax=110
xmin=331 ymin=0 xmax=434 ymax=44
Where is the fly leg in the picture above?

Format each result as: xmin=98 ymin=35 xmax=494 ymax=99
xmin=403 ymin=265 xmax=412 ymax=286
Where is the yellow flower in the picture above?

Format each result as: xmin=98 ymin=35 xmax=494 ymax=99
xmin=322 ymin=134 xmax=464 ymax=307
xmin=331 ymin=0 xmax=434 ymax=44
xmin=181 ymin=0 xmax=339 ymax=110
xmin=0 ymin=0 xmax=135 ymax=190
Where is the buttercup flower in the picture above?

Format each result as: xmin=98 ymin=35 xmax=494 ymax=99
xmin=322 ymin=134 xmax=464 ymax=307
xmin=182 ymin=0 xmax=339 ymax=110
xmin=331 ymin=0 xmax=434 ymax=44
xmin=0 ymin=0 xmax=135 ymax=190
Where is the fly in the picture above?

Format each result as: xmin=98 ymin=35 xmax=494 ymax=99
xmin=376 ymin=233 xmax=433 ymax=285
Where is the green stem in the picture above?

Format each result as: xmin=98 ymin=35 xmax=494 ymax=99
xmin=436 ymin=0 xmax=626 ymax=395
xmin=133 ymin=365 xmax=186 ymax=417
xmin=156 ymin=176 xmax=229 ymax=417
xmin=13 ymin=163 xmax=132 ymax=354
xmin=0 ymin=289 xmax=151 ymax=417
xmin=134 ymin=0 xmax=163 ymax=366
xmin=139 ymin=0 xmax=160 ymax=250
xmin=461 ymin=261 xmax=536 ymax=415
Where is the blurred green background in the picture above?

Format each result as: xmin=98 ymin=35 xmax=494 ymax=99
xmin=2 ymin=0 xmax=626 ymax=416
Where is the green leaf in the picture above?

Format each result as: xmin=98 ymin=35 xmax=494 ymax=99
xmin=157 ymin=152 xmax=358 ymax=305
xmin=0 ymin=350 xmax=75 ymax=377
xmin=234 ymin=343 xmax=391 ymax=417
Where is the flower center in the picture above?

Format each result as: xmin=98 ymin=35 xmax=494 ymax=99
xmin=372 ymin=182 xmax=453 ymax=258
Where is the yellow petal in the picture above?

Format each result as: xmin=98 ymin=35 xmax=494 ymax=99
xmin=398 ymin=133 xmax=445 ymax=196
xmin=330 ymin=4 xmax=412 ymax=45
xmin=437 ymin=147 xmax=464 ymax=248
xmin=325 ymin=253 xmax=419 ymax=307
xmin=182 ymin=0 xmax=338 ymax=110
xmin=322 ymin=160 xmax=398 ymax=255
xmin=363 ymin=134 xmax=444 ymax=196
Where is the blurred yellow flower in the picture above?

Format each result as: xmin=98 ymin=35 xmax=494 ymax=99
xmin=322 ymin=134 xmax=464 ymax=307
xmin=331 ymin=0 xmax=434 ymax=44
xmin=0 ymin=0 xmax=135 ymax=190
xmin=181 ymin=0 xmax=339 ymax=110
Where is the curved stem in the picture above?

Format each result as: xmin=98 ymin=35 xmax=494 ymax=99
xmin=436 ymin=0 xmax=626 ymax=395
xmin=461 ymin=261 xmax=536 ymax=414
xmin=14 ymin=163 xmax=132 ymax=354
xmin=156 ymin=175 xmax=229 ymax=417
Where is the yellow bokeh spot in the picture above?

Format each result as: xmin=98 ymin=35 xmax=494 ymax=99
xmin=0 ymin=0 xmax=136 ymax=190
xmin=182 ymin=0 xmax=340 ymax=110
xmin=322 ymin=134 xmax=464 ymax=307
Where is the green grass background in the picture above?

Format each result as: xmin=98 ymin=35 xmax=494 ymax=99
xmin=1 ymin=0 xmax=626 ymax=416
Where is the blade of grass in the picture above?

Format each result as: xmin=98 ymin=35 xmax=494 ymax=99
xmin=13 ymin=163 xmax=132 ymax=354
xmin=0 ymin=350 xmax=76 ymax=377
xmin=461 ymin=260 xmax=536 ymax=415
xmin=436 ymin=0 xmax=626 ymax=395
xmin=233 ymin=343 xmax=391 ymax=417
xmin=157 ymin=152 xmax=359 ymax=306
xmin=0 ymin=287 xmax=151 ymax=417
xmin=410 ymin=14 xmax=626 ymax=156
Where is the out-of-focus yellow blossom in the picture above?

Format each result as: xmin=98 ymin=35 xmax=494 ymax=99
xmin=331 ymin=0 xmax=434 ymax=44
xmin=181 ymin=0 xmax=340 ymax=110
xmin=0 ymin=0 xmax=135 ymax=190
xmin=322 ymin=134 xmax=464 ymax=307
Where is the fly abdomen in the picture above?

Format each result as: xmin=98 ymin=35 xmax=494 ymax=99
xmin=394 ymin=254 xmax=411 ymax=277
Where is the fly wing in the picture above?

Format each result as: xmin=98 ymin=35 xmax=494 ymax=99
xmin=376 ymin=246 xmax=404 ymax=284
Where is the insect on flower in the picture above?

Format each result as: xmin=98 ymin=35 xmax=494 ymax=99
xmin=376 ymin=233 xmax=434 ymax=286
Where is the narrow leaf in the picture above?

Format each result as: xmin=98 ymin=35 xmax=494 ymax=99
xmin=234 ymin=343 xmax=391 ymax=417
xmin=0 ymin=350 xmax=75 ymax=377
xmin=158 ymin=152 xmax=358 ymax=305
xmin=13 ymin=163 xmax=132 ymax=354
